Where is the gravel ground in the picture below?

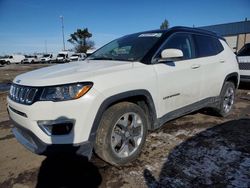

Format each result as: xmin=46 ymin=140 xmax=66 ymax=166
xmin=0 ymin=64 xmax=249 ymax=188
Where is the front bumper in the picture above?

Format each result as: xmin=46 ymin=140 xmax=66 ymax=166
xmin=7 ymin=85 xmax=102 ymax=155
xmin=240 ymin=75 xmax=250 ymax=82
xmin=0 ymin=60 xmax=6 ymax=65
xmin=239 ymin=69 xmax=250 ymax=82
xmin=55 ymin=59 xmax=68 ymax=63
xmin=10 ymin=116 xmax=93 ymax=159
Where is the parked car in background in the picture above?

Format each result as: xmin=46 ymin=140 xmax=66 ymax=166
xmin=22 ymin=55 xmax=40 ymax=64
xmin=40 ymin=53 xmax=56 ymax=63
xmin=8 ymin=27 xmax=239 ymax=166
xmin=237 ymin=43 xmax=250 ymax=82
xmin=69 ymin=53 xmax=87 ymax=61
xmin=55 ymin=51 xmax=74 ymax=63
xmin=0 ymin=55 xmax=25 ymax=65
xmin=0 ymin=55 xmax=9 ymax=65
xmin=86 ymin=49 xmax=96 ymax=57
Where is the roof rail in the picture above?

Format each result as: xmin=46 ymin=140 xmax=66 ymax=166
xmin=170 ymin=26 xmax=219 ymax=36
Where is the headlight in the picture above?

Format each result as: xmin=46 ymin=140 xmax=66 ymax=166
xmin=40 ymin=82 xmax=93 ymax=101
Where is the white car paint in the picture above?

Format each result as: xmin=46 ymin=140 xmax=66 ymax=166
xmin=7 ymin=27 xmax=239 ymax=160
xmin=40 ymin=54 xmax=57 ymax=63
xmin=22 ymin=56 xmax=40 ymax=64
xmin=56 ymin=51 xmax=74 ymax=62
xmin=69 ymin=53 xmax=87 ymax=61
xmin=3 ymin=55 xmax=25 ymax=64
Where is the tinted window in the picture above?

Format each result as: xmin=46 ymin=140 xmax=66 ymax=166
xmin=155 ymin=33 xmax=195 ymax=61
xmin=215 ymin=39 xmax=224 ymax=53
xmin=194 ymin=35 xmax=223 ymax=57
xmin=90 ymin=32 xmax=163 ymax=62
xmin=238 ymin=44 xmax=250 ymax=56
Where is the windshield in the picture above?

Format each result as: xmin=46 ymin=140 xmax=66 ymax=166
xmin=57 ymin=54 xmax=66 ymax=57
xmin=1 ymin=55 xmax=9 ymax=59
xmin=43 ymin=54 xmax=50 ymax=57
xmin=89 ymin=32 xmax=163 ymax=62
xmin=25 ymin=55 xmax=32 ymax=58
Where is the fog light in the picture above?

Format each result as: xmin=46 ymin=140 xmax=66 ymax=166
xmin=38 ymin=119 xmax=74 ymax=136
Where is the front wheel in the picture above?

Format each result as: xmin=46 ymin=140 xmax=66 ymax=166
xmin=216 ymin=81 xmax=235 ymax=117
xmin=94 ymin=102 xmax=148 ymax=166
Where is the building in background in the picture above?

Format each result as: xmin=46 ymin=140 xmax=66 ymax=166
xmin=199 ymin=19 xmax=250 ymax=52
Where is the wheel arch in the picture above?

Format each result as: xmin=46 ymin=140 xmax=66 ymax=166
xmin=88 ymin=90 xmax=157 ymax=142
xmin=217 ymin=72 xmax=239 ymax=98
xmin=222 ymin=72 xmax=239 ymax=90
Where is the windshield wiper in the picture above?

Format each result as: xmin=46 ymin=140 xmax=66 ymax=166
xmin=89 ymin=57 xmax=115 ymax=60
xmin=89 ymin=57 xmax=134 ymax=62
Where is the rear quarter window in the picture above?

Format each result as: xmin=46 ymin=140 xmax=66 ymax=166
xmin=194 ymin=34 xmax=224 ymax=58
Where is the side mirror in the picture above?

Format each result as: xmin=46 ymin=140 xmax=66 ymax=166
xmin=161 ymin=48 xmax=183 ymax=60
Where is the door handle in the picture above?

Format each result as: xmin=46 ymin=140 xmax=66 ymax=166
xmin=220 ymin=60 xmax=225 ymax=63
xmin=191 ymin=64 xmax=200 ymax=69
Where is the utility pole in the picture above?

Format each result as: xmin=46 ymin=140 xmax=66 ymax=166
xmin=45 ymin=40 xmax=47 ymax=54
xmin=60 ymin=16 xmax=66 ymax=51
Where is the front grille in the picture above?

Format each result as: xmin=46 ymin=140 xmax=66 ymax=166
xmin=9 ymin=84 xmax=39 ymax=105
xmin=239 ymin=63 xmax=250 ymax=70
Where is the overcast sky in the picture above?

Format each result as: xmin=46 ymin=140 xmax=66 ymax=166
xmin=0 ymin=0 xmax=249 ymax=55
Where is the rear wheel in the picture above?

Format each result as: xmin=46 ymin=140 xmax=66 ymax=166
xmin=216 ymin=81 xmax=235 ymax=117
xmin=94 ymin=102 xmax=148 ymax=166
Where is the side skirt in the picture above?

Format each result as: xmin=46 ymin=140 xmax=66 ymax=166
xmin=154 ymin=97 xmax=220 ymax=129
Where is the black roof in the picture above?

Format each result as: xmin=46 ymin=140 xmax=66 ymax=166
xmin=139 ymin=26 xmax=224 ymax=40
xmin=169 ymin=26 xmax=220 ymax=37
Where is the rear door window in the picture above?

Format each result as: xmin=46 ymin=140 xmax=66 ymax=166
xmin=194 ymin=34 xmax=224 ymax=57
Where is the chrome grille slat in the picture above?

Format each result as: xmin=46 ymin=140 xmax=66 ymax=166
xmin=26 ymin=88 xmax=38 ymax=104
xmin=12 ymin=86 xmax=16 ymax=99
xmin=19 ymin=88 xmax=25 ymax=103
xmin=9 ymin=84 xmax=39 ymax=105
xmin=15 ymin=87 xmax=20 ymax=102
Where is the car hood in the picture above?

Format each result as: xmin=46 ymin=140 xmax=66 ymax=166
xmin=13 ymin=60 xmax=133 ymax=86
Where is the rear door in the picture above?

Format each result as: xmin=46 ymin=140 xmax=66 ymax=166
xmin=153 ymin=32 xmax=203 ymax=117
xmin=193 ymin=34 xmax=225 ymax=99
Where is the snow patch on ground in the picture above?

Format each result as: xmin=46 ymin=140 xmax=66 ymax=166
xmin=144 ymin=119 xmax=250 ymax=187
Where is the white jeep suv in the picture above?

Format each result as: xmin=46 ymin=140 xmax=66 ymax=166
xmin=8 ymin=27 xmax=239 ymax=166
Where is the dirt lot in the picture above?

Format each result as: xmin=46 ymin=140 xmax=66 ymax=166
xmin=0 ymin=64 xmax=250 ymax=188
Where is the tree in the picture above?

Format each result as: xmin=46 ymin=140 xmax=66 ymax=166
xmin=68 ymin=28 xmax=94 ymax=53
xmin=160 ymin=19 xmax=169 ymax=30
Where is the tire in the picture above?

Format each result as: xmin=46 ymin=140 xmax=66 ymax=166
xmin=94 ymin=102 xmax=148 ymax=166
xmin=6 ymin=61 xmax=10 ymax=65
xmin=216 ymin=81 xmax=235 ymax=117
